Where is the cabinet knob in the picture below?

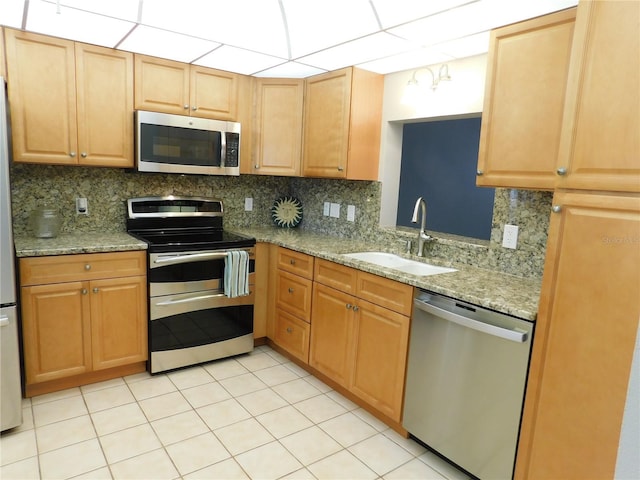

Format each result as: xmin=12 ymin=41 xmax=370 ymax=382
xmin=81 ymin=152 xmax=87 ymax=158
xmin=84 ymin=264 xmax=91 ymax=270
xmin=290 ymin=259 xmax=296 ymax=265
xmin=70 ymin=152 xmax=76 ymax=158
xmin=192 ymin=106 xmax=198 ymax=111
xmin=254 ymin=165 xmax=260 ymax=169
xmin=556 ymin=167 xmax=567 ymax=175
xmin=288 ymin=287 xmax=294 ymax=294
xmin=286 ymin=327 xmax=293 ymax=334
xmin=552 ymin=205 xmax=562 ymax=213
xmin=353 ymin=305 xmax=359 ymax=312
xmin=346 ymin=303 xmax=352 ymax=310
xmin=183 ymin=104 xmax=189 ymax=109
xmin=93 ymin=287 xmax=99 ymax=294
xmin=81 ymin=288 xmax=88 ymax=295
xmin=476 ymin=169 xmax=483 ymax=176
xmin=337 ymin=166 xmax=344 ymax=172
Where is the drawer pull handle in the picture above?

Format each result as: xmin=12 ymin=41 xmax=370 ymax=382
xmin=93 ymin=287 xmax=99 ymax=294
xmin=353 ymin=305 xmax=359 ymax=312
xmin=346 ymin=303 xmax=352 ymax=309
xmin=81 ymin=288 xmax=88 ymax=295
xmin=290 ymin=259 xmax=296 ymax=265
xmin=557 ymin=167 xmax=567 ymax=175
xmin=286 ymin=327 xmax=293 ymax=334
xmin=84 ymin=264 xmax=91 ymax=270
xmin=288 ymin=287 xmax=294 ymax=294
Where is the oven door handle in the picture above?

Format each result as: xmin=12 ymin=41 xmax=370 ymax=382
xmin=156 ymin=293 xmax=226 ymax=305
xmin=153 ymin=251 xmax=230 ymax=266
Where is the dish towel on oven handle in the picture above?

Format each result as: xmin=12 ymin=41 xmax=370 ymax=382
xmin=224 ymin=250 xmax=249 ymax=298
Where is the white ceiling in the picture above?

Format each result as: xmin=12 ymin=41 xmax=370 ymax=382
xmin=1 ymin=0 xmax=578 ymax=78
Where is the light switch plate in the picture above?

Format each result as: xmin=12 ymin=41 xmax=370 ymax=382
xmin=244 ymin=197 xmax=253 ymax=211
xmin=323 ymin=202 xmax=330 ymax=216
xmin=502 ymin=224 xmax=519 ymax=249
xmin=347 ymin=205 xmax=356 ymax=222
xmin=330 ymin=203 xmax=340 ymax=218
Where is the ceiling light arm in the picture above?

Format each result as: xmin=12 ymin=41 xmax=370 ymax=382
xmin=408 ymin=64 xmax=452 ymax=90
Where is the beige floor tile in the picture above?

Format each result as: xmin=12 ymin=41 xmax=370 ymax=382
xmin=0 ymin=455 xmax=40 ymax=480
xmin=36 ymin=414 xmax=96 ymax=453
xmin=351 ymin=407 xmax=389 ymax=432
xmin=99 ymin=423 xmax=162 ymax=464
xmin=382 ymin=429 xmax=427 ymax=456
xmin=282 ymin=467 xmax=317 ymax=479
xmin=236 ymin=388 xmax=288 ymax=416
xmin=293 ymin=394 xmax=347 ymax=424
xmin=263 ymin=349 xmax=288 ymax=364
xmin=183 ymin=458 xmax=249 ymax=480
xmin=127 ymin=375 xmax=176 ymax=401
xmin=110 ymin=448 xmax=179 ymax=480
xmin=214 ymin=418 xmax=274 ymax=456
xmin=271 ymin=378 xmax=322 ymax=404
xmin=418 ymin=451 xmax=472 ymax=480
xmin=83 ymin=385 xmax=136 ymax=413
xmin=167 ymin=366 xmax=214 ymax=390
xmin=138 ymin=391 xmax=192 ymax=422
xmin=283 ymin=361 xmax=313 ymax=378
xmin=318 ymin=412 xmax=378 ymax=447
xmin=165 ymin=432 xmax=230 ymax=476
xmin=0 ymin=430 xmax=37 ymax=466
xmin=32 ymin=395 xmax=88 ymax=427
xmin=196 ymin=398 xmax=251 ymax=430
xmin=235 ymin=352 xmax=280 ymax=371
xmin=234 ymin=441 xmax=302 ymax=480
xmin=219 ymin=373 xmax=267 ymax=397
xmin=202 ymin=358 xmax=248 ymax=380
xmin=39 ymin=438 xmax=106 ymax=479
xmin=384 ymin=457 xmax=447 ymax=480
xmin=349 ymin=433 xmax=414 ymax=476
xmin=71 ymin=466 xmax=113 ymax=479
xmin=307 ymin=449 xmax=377 ymax=480
xmin=302 ymin=375 xmax=333 ymax=393
xmin=256 ymin=405 xmax=314 ymax=439
xmin=123 ymin=371 xmax=153 ymax=384
xmin=90 ymin=402 xmax=148 ymax=436
xmin=80 ymin=377 xmax=126 ymax=394
xmin=31 ymin=387 xmax=81 ymax=406
xmin=151 ymin=410 xmax=208 ymax=446
xmin=11 ymin=407 xmax=34 ymax=434
xmin=326 ymin=390 xmax=359 ymax=411
xmin=252 ymin=364 xmax=300 ymax=386
xmin=280 ymin=425 xmax=342 ymax=465
xmin=181 ymin=381 xmax=231 ymax=409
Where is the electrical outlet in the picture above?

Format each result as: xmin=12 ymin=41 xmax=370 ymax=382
xmin=323 ymin=202 xmax=330 ymax=216
xmin=347 ymin=205 xmax=356 ymax=222
xmin=76 ymin=197 xmax=88 ymax=215
xmin=329 ymin=203 xmax=340 ymax=218
xmin=244 ymin=197 xmax=253 ymax=211
xmin=502 ymin=224 xmax=519 ymax=249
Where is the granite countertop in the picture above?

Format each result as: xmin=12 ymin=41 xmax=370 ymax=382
xmin=14 ymin=228 xmax=541 ymax=321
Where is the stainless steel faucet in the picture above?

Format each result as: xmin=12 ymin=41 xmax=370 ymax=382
xmin=411 ymin=197 xmax=432 ymax=256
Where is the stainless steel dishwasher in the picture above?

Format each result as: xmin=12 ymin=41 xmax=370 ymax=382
xmin=403 ymin=290 xmax=534 ymax=480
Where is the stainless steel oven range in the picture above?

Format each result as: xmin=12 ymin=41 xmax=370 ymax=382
xmin=126 ymin=196 xmax=256 ymax=374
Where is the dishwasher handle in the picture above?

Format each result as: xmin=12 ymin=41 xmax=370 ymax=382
xmin=414 ymin=298 xmax=528 ymax=343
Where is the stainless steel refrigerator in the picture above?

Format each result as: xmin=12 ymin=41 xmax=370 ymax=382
xmin=0 ymin=76 xmax=22 ymax=431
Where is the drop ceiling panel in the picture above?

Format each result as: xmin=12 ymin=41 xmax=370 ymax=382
xmin=371 ymin=0 xmax=478 ymax=29
xmin=195 ymin=45 xmax=286 ymax=75
xmin=1 ymin=0 xmax=26 ymax=28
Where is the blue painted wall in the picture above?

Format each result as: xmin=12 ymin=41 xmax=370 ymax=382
xmin=396 ymin=118 xmax=495 ymax=240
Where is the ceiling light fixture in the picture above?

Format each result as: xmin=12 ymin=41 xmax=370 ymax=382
xmin=402 ymin=63 xmax=451 ymax=105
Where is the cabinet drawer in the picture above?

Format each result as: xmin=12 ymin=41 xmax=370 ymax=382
xmin=356 ymin=271 xmax=413 ymax=316
xmin=276 ymin=270 xmax=313 ymax=322
xmin=20 ymin=251 xmax=147 ymax=286
xmin=274 ymin=309 xmax=310 ymax=363
xmin=277 ymin=248 xmax=314 ymax=279
xmin=314 ymin=259 xmax=356 ymax=294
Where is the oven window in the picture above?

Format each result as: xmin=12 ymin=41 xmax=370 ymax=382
xmin=151 ymin=305 xmax=253 ymax=351
xmin=149 ymin=259 xmax=255 ymax=284
xmin=141 ymin=124 xmax=222 ymax=167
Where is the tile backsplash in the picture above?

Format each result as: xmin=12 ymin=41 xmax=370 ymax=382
xmin=9 ymin=164 xmax=550 ymax=278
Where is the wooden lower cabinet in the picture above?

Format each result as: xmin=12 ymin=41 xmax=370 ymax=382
xmin=273 ymin=309 xmax=310 ymax=363
xmin=20 ymin=251 xmax=148 ymax=396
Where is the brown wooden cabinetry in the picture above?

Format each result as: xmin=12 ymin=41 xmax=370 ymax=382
xmin=309 ymin=259 xmax=412 ymax=422
xmin=250 ymin=78 xmax=304 ymax=176
xmin=476 ymin=8 xmax=576 ymax=189
xmin=20 ymin=251 xmax=147 ymax=396
xmin=4 ymin=29 xmax=133 ymax=167
xmin=302 ymin=67 xmax=383 ymax=180
xmin=272 ymin=248 xmax=314 ymax=362
xmin=134 ymin=55 xmax=239 ymax=120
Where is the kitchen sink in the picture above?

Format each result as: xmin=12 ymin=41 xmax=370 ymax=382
xmin=341 ymin=252 xmax=456 ymax=277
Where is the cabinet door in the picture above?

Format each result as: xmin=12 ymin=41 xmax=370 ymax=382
xmin=555 ymin=1 xmax=640 ymax=192
xmin=274 ymin=309 xmax=310 ymax=363
xmin=309 ymin=283 xmax=354 ymax=387
xmin=21 ymin=282 xmax=92 ymax=384
xmin=351 ymin=299 xmax=409 ymax=422
xmin=76 ymin=44 xmax=133 ymax=167
xmin=302 ymin=68 xmax=351 ymax=178
xmin=90 ymin=276 xmax=147 ymax=371
xmin=252 ymin=78 xmax=303 ymax=176
xmin=134 ymin=55 xmax=190 ymax=115
xmin=516 ymin=192 xmax=640 ymax=479
xmin=4 ymin=29 xmax=78 ymax=164
xmin=477 ymin=9 xmax=576 ymax=189
xmin=275 ymin=270 xmax=313 ymax=322
xmin=190 ymin=66 xmax=238 ymax=120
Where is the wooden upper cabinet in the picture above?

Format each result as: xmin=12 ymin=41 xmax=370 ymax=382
xmin=555 ymin=1 xmax=640 ymax=193
xmin=302 ymin=67 xmax=383 ymax=180
xmin=0 ymin=27 xmax=6 ymax=79
xmin=476 ymin=8 xmax=576 ymax=190
xmin=4 ymin=29 xmax=133 ymax=167
xmin=134 ymin=55 xmax=238 ymax=120
xmin=251 ymin=78 xmax=304 ymax=176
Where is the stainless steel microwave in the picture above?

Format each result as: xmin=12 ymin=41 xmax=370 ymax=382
xmin=135 ymin=111 xmax=241 ymax=176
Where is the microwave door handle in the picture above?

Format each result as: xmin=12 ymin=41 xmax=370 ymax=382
xmin=220 ymin=131 xmax=226 ymax=168
xmin=154 ymin=251 xmax=229 ymax=265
